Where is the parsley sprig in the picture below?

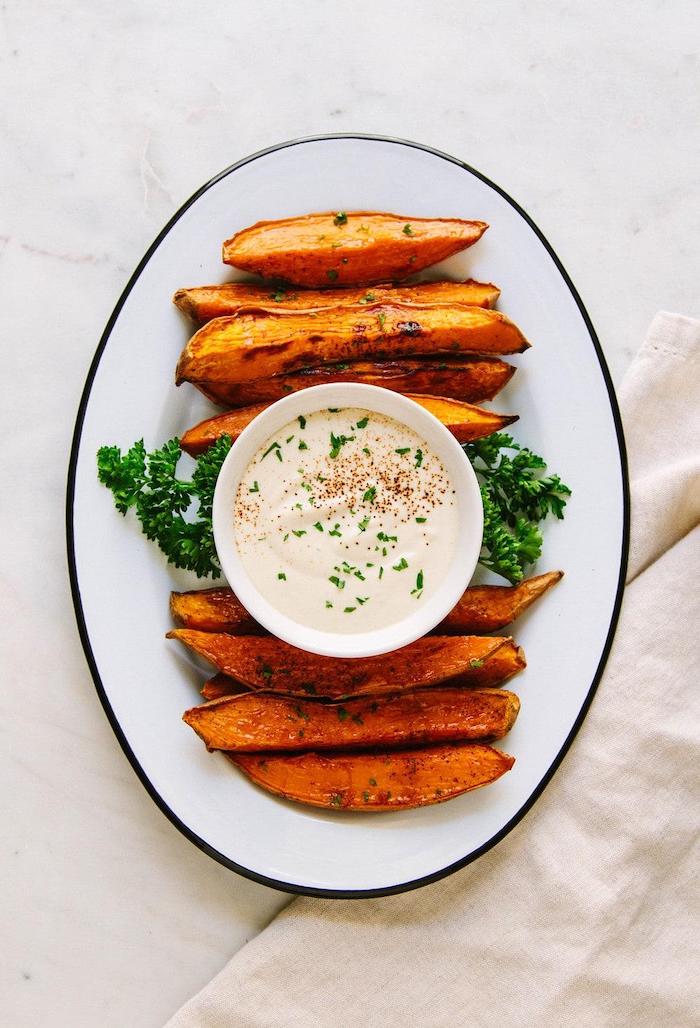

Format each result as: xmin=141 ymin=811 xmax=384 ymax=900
xmin=96 ymin=435 xmax=232 ymax=578
xmin=463 ymin=433 xmax=571 ymax=583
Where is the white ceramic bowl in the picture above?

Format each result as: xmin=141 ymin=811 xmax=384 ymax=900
xmin=212 ymin=383 xmax=484 ymax=657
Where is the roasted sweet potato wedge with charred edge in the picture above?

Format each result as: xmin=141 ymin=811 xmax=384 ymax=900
xmin=222 ymin=212 xmax=488 ymax=287
xmin=202 ymin=674 xmax=249 ymax=700
xmin=230 ymin=743 xmax=515 ymax=811
xmin=174 ymin=279 xmax=501 ymax=323
xmin=192 ymin=356 xmax=515 ymax=408
xmin=175 ymin=303 xmax=529 ymax=388
xmin=183 ymin=687 xmax=520 ymax=752
xmin=179 ymin=394 xmax=518 ymax=456
xmin=166 ymin=631 xmax=510 ymax=698
xmin=439 ymin=571 xmax=564 ymax=633
xmin=193 ymin=640 xmax=524 ymax=696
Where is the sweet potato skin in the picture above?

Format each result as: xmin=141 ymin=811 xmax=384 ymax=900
xmin=166 ymin=631 xmax=510 ymax=698
xmin=183 ymin=687 xmax=520 ymax=752
xmin=175 ymin=303 xmax=529 ymax=388
xmin=222 ymin=212 xmax=488 ymax=287
xmin=230 ymin=743 xmax=515 ymax=811
xmin=192 ymin=356 xmax=516 ymax=408
xmin=439 ymin=571 xmax=564 ymax=633
xmin=174 ymin=279 xmax=501 ymax=323
xmin=202 ymin=674 xmax=249 ymax=700
xmin=179 ymin=393 xmax=518 ymax=456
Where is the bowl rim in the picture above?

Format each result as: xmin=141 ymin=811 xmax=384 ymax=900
xmin=212 ymin=382 xmax=484 ymax=657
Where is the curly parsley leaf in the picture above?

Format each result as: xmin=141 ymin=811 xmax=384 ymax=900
xmin=97 ymin=435 xmax=233 ymax=578
xmin=463 ymin=433 xmax=570 ymax=583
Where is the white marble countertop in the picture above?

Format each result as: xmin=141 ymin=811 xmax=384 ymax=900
xmin=3 ymin=2 xmax=698 ymax=1025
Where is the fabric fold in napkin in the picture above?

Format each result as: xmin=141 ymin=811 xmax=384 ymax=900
xmin=166 ymin=312 xmax=700 ymax=1028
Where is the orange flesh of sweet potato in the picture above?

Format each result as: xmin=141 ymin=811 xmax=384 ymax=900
xmin=166 ymin=631 xmax=510 ymax=698
xmin=173 ymin=279 xmax=501 ymax=322
xmin=183 ymin=687 xmax=520 ymax=752
xmin=175 ymin=303 xmax=529 ymax=387
xmin=170 ymin=589 xmax=261 ymax=635
xmin=439 ymin=571 xmax=564 ymax=633
xmin=192 ymin=356 xmax=516 ymax=408
xmin=222 ymin=212 xmax=488 ymax=287
xmin=179 ymin=393 xmax=518 ymax=456
xmin=230 ymin=743 xmax=515 ymax=811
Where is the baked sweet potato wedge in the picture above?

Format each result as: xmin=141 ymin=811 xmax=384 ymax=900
xmin=166 ymin=631 xmax=511 ymax=698
xmin=192 ymin=640 xmax=524 ymax=695
xmin=179 ymin=394 xmax=518 ymax=456
xmin=192 ymin=356 xmax=516 ymax=408
xmin=175 ymin=303 xmax=529 ymax=388
xmin=222 ymin=212 xmax=488 ymax=286
xmin=174 ymin=279 xmax=501 ymax=323
xmin=439 ymin=571 xmax=564 ymax=633
xmin=183 ymin=687 xmax=520 ymax=752
xmin=230 ymin=743 xmax=515 ymax=811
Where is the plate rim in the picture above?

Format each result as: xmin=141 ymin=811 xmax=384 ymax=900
xmin=65 ymin=132 xmax=631 ymax=899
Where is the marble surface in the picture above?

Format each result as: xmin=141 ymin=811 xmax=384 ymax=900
xmin=2 ymin=2 xmax=698 ymax=1025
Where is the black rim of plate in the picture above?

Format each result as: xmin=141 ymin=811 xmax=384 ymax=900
xmin=66 ymin=133 xmax=630 ymax=900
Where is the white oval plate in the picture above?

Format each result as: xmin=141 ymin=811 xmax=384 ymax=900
xmin=67 ymin=134 xmax=629 ymax=898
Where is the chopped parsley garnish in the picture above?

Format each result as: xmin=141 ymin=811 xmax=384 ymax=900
xmin=376 ymin=312 xmax=386 ymax=331
xmin=277 ymin=572 xmax=286 ymax=580
xmin=298 ymin=415 xmax=306 ymax=430
xmin=356 ymin=596 xmax=369 ymax=605
xmin=356 ymin=416 xmax=369 ymax=429
xmin=395 ymin=447 xmax=410 ymax=455
xmin=325 ymin=601 xmax=333 ymax=609
xmin=377 ymin=531 xmax=397 ymax=543
xmin=402 ymin=223 xmax=414 ymax=236
xmin=283 ymin=533 xmax=289 ymax=542
xmin=353 ymin=569 xmax=366 ymax=581
xmin=292 ymin=529 xmax=306 ymax=538
xmin=358 ymin=292 xmax=376 ymax=304
xmin=358 ymin=516 xmax=370 ymax=532
xmin=378 ymin=566 xmax=384 ymax=579
xmin=329 ymin=431 xmax=355 ymax=458
xmin=333 ymin=211 xmax=348 ymax=226
xmin=416 ymin=569 xmax=424 ymax=590
xmin=368 ymin=777 xmax=377 ymax=786
xmin=260 ymin=663 xmax=273 ymax=681
xmin=286 ymin=435 xmax=295 ymax=443
xmin=329 ymin=794 xmax=343 ymax=807
xmin=337 ymin=707 xmax=349 ymax=720
xmin=362 ymin=447 xmax=371 ymax=456
xmin=326 ymin=269 xmax=338 ymax=281
xmin=248 ymin=480 xmax=260 ymax=493
xmin=362 ymin=791 xmax=370 ymax=802
xmin=415 ymin=448 xmax=424 ymax=467
xmin=392 ymin=557 xmax=409 ymax=571
xmin=261 ymin=441 xmax=281 ymax=461
xmin=313 ymin=522 xmax=324 ymax=531
xmin=343 ymin=607 xmax=356 ymax=614
xmin=329 ymin=575 xmax=345 ymax=590
xmin=416 ymin=516 xmax=427 ymax=523
xmin=362 ymin=486 xmax=376 ymax=503
xmin=329 ymin=524 xmax=342 ymax=537
xmin=298 ymin=440 xmax=308 ymax=450
xmin=469 ymin=658 xmax=485 ymax=669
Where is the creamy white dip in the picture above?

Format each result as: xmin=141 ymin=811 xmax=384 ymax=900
xmin=233 ymin=408 xmax=458 ymax=633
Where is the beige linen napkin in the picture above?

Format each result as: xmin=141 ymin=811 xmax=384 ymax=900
xmin=167 ymin=312 xmax=700 ymax=1028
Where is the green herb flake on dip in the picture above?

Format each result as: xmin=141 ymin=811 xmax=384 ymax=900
xmin=233 ymin=408 xmax=457 ymax=634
